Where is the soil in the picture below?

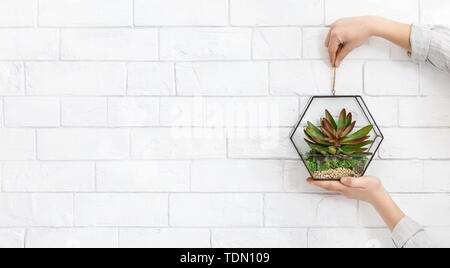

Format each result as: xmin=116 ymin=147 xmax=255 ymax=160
xmin=312 ymin=167 xmax=361 ymax=180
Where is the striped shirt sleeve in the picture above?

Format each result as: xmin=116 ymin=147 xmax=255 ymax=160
xmin=409 ymin=24 xmax=450 ymax=73
xmin=391 ymin=216 xmax=435 ymax=248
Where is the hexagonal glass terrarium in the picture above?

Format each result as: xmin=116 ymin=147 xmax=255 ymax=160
xmin=291 ymin=96 xmax=384 ymax=180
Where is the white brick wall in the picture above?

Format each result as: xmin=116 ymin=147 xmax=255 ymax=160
xmin=0 ymin=0 xmax=447 ymax=248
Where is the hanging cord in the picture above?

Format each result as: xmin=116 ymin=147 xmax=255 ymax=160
xmin=332 ymin=67 xmax=337 ymax=96
xmin=332 ymin=44 xmax=343 ymax=96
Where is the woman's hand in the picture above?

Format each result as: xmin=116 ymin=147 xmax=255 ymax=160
xmin=325 ymin=16 xmax=376 ymax=67
xmin=307 ymin=176 xmax=384 ymax=204
xmin=307 ymin=176 xmax=405 ymax=231
xmin=326 ymin=16 xmax=412 ymax=67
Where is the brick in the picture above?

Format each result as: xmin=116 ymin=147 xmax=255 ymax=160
xmin=27 ymin=228 xmax=118 ymax=248
xmin=363 ymin=97 xmax=398 ymax=127
xmin=423 ymin=161 xmax=450 ymax=192
xmin=3 ymin=162 xmax=95 ymax=192
xmin=325 ymin=0 xmax=419 ymax=24
xmin=170 ymin=194 xmax=262 ymax=227
xmin=230 ymin=0 xmax=323 ymax=26
xmin=367 ymin=160 xmax=423 ymax=193
xmin=120 ymin=228 xmax=210 ymax=248
xmin=0 ymin=0 xmax=36 ymax=27
xmin=206 ymin=97 xmax=299 ymax=127
xmin=420 ymin=0 xmax=450 ymax=24
xmin=131 ymin=128 xmax=226 ymax=159
xmin=265 ymin=194 xmax=357 ymax=227
xmin=0 ymin=194 xmax=73 ymax=227
xmin=399 ymin=97 xmax=450 ymax=127
xmin=176 ymin=62 xmax=268 ymax=96
xmin=252 ymin=28 xmax=302 ymax=59
xmin=61 ymin=97 xmax=108 ymax=127
xmin=0 ymin=229 xmax=25 ymax=248
xmin=96 ymin=161 xmax=190 ymax=192
xmin=4 ymin=97 xmax=60 ymax=127
xmin=308 ymin=228 xmax=393 ymax=248
xmin=26 ymin=62 xmax=126 ymax=96
xmin=0 ymin=129 xmax=35 ymax=160
xmin=0 ymin=29 xmax=57 ymax=60
xmin=227 ymin=128 xmax=299 ymax=159
xmin=365 ymin=61 xmax=419 ymax=96
xmin=283 ymin=161 xmax=327 ymax=193
xmin=191 ymin=160 xmax=283 ymax=192
xmin=75 ymin=194 xmax=168 ymax=227
xmin=160 ymin=97 xmax=206 ymax=127
xmin=160 ymin=28 xmax=251 ymax=61
xmin=61 ymin=29 xmax=158 ymax=61
xmin=420 ymin=64 xmax=450 ymax=95
xmin=39 ymin=0 xmax=132 ymax=26
xmin=360 ymin=194 xmax=450 ymax=227
xmin=135 ymin=0 xmax=228 ymax=26
xmin=303 ymin=28 xmax=390 ymax=59
xmin=212 ymin=229 xmax=307 ymax=248
xmin=379 ymin=128 xmax=450 ymax=159
xmin=37 ymin=129 xmax=129 ymax=160
xmin=108 ymin=97 xmax=159 ymax=127
xmin=127 ymin=63 xmax=175 ymax=96
xmin=270 ymin=61 xmax=363 ymax=95
xmin=0 ymin=63 xmax=24 ymax=96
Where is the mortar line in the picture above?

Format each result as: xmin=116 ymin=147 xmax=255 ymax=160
xmin=34 ymin=128 xmax=38 ymax=161
xmin=23 ymin=62 xmax=27 ymax=96
xmin=94 ymin=162 xmax=98 ymax=192
xmin=157 ymin=28 xmax=161 ymax=61
xmin=173 ymin=63 xmax=178 ymax=95
xmin=117 ymin=227 xmax=121 ymax=248
xmin=35 ymin=0 xmax=40 ymax=27
xmin=262 ymin=193 xmax=266 ymax=227
xmin=58 ymin=28 xmax=62 ymax=61
xmin=228 ymin=0 xmax=232 ymax=26
xmin=132 ymin=0 xmax=136 ymax=28
xmin=167 ymin=193 xmax=171 ymax=227
xmin=24 ymin=228 xmax=28 ymax=248
xmin=1 ymin=97 xmax=5 ymax=128
xmin=209 ymin=229 xmax=213 ymax=248
xmin=306 ymin=227 xmax=310 ymax=248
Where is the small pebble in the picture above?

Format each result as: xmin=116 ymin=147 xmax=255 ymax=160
xmin=312 ymin=168 xmax=361 ymax=180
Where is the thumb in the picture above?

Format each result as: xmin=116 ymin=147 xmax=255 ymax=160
xmin=340 ymin=177 xmax=368 ymax=188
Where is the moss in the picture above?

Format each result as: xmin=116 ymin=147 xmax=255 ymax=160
xmin=319 ymin=161 xmax=331 ymax=171
xmin=305 ymin=152 xmax=369 ymax=174
xmin=306 ymin=159 xmax=318 ymax=172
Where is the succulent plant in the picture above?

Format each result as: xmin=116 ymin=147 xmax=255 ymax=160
xmin=304 ymin=109 xmax=374 ymax=156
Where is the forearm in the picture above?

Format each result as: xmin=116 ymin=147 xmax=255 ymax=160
xmin=370 ymin=188 xmax=405 ymax=231
xmin=369 ymin=16 xmax=412 ymax=52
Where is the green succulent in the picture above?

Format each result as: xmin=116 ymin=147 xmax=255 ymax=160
xmin=304 ymin=108 xmax=374 ymax=156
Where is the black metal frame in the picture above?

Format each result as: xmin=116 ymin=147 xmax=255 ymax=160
xmin=290 ymin=95 xmax=384 ymax=181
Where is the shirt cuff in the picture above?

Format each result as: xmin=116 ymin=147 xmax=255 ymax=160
xmin=408 ymin=24 xmax=432 ymax=63
xmin=391 ymin=216 xmax=424 ymax=248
